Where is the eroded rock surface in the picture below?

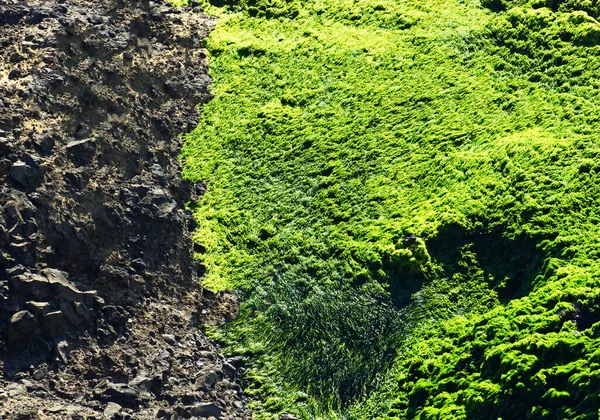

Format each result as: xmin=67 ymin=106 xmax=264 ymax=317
xmin=0 ymin=0 xmax=251 ymax=418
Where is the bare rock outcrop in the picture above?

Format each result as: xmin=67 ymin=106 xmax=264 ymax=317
xmin=0 ymin=0 xmax=251 ymax=418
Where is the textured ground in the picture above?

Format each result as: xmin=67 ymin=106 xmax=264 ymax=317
xmin=0 ymin=0 xmax=251 ymax=418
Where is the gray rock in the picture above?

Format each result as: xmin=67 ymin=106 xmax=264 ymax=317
xmin=162 ymin=334 xmax=176 ymax=345
xmin=188 ymin=403 xmax=222 ymax=418
xmin=8 ymin=241 xmax=36 ymax=266
xmin=9 ymin=310 xmax=41 ymax=343
xmin=280 ymin=414 xmax=299 ymax=420
xmin=10 ymin=273 xmax=53 ymax=300
xmin=221 ymin=362 xmax=236 ymax=378
xmin=128 ymin=373 xmax=151 ymax=391
xmin=101 ymin=383 xmax=140 ymax=407
xmin=66 ymin=139 xmax=96 ymax=166
xmin=32 ymin=366 xmax=47 ymax=380
xmin=103 ymin=402 xmax=122 ymax=418
xmin=56 ymin=339 xmax=70 ymax=364
xmin=73 ymin=301 xmax=95 ymax=325
xmin=44 ymin=310 xmax=65 ymax=337
xmin=26 ymin=301 xmax=53 ymax=318
xmin=10 ymin=158 xmax=44 ymax=190
xmin=82 ymin=290 xmax=98 ymax=307
xmin=42 ymin=268 xmax=84 ymax=302
xmin=200 ymin=371 xmax=218 ymax=389
xmin=0 ymin=224 xmax=9 ymax=248
xmin=6 ymin=382 xmax=27 ymax=397
xmin=60 ymin=301 xmax=83 ymax=326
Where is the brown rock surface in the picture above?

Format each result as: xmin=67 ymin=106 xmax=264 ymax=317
xmin=0 ymin=0 xmax=251 ymax=418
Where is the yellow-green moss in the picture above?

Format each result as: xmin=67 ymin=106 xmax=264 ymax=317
xmin=182 ymin=0 xmax=600 ymax=418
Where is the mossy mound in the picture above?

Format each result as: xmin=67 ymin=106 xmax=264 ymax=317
xmin=181 ymin=0 xmax=600 ymax=418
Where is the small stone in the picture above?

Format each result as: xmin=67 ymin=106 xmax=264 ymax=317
xmin=0 ymin=224 xmax=9 ymax=248
xmin=60 ymin=301 xmax=83 ymax=326
xmin=7 ymin=383 xmax=27 ymax=397
xmin=103 ymin=402 xmax=122 ymax=418
xmin=32 ymin=367 xmax=47 ymax=380
xmin=35 ymin=135 xmax=54 ymax=155
xmin=221 ymin=362 xmax=236 ymax=378
xmin=189 ymin=403 xmax=222 ymax=418
xmin=200 ymin=371 xmax=218 ymax=389
xmin=100 ymin=383 xmax=139 ymax=407
xmin=56 ymin=340 xmax=70 ymax=364
xmin=162 ymin=334 xmax=176 ymax=345
xmin=9 ymin=310 xmax=41 ymax=344
xmin=82 ymin=290 xmax=98 ymax=307
xmin=42 ymin=268 xmax=84 ymax=302
xmin=26 ymin=301 xmax=53 ymax=318
xmin=128 ymin=373 xmax=150 ymax=391
xmin=10 ymin=273 xmax=53 ymax=300
xmin=9 ymin=156 xmax=44 ymax=190
xmin=66 ymin=139 xmax=96 ymax=166
xmin=280 ymin=414 xmax=299 ymax=420
xmin=44 ymin=310 xmax=65 ymax=337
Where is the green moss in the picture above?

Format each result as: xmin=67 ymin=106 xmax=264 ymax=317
xmin=182 ymin=0 xmax=600 ymax=418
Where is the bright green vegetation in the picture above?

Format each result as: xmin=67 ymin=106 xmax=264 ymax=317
xmin=181 ymin=0 xmax=600 ymax=418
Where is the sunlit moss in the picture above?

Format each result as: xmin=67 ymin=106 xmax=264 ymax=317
xmin=182 ymin=0 xmax=600 ymax=418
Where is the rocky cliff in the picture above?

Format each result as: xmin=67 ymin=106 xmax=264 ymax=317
xmin=0 ymin=0 xmax=250 ymax=418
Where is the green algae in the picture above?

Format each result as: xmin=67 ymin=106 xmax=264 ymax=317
xmin=181 ymin=0 xmax=600 ymax=418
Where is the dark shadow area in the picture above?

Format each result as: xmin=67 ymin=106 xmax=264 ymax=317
xmin=385 ymin=222 xmax=550 ymax=310
xmin=427 ymin=222 xmax=547 ymax=303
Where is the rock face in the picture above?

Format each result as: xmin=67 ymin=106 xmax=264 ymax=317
xmin=0 ymin=0 xmax=251 ymax=418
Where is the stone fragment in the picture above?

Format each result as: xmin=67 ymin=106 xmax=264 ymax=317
xmin=8 ymin=241 xmax=36 ymax=266
xmin=188 ymin=403 xmax=222 ymax=418
xmin=9 ymin=310 xmax=41 ymax=344
xmin=0 ymin=224 xmax=9 ymax=248
xmin=221 ymin=362 xmax=236 ymax=378
xmin=66 ymin=139 xmax=96 ymax=166
xmin=43 ymin=310 xmax=64 ymax=337
xmin=128 ymin=373 xmax=151 ymax=391
xmin=82 ymin=290 xmax=98 ymax=307
xmin=162 ymin=334 xmax=176 ymax=345
xmin=200 ymin=371 xmax=218 ymax=389
xmin=100 ymin=383 xmax=140 ymax=407
xmin=6 ymin=382 xmax=27 ymax=397
xmin=10 ymin=273 xmax=53 ymax=300
xmin=60 ymin=301 xmax=83 ymax=326
xmin=26 ymin=301 xmax=53 ymax=318
xmin=35 ymin=135 xmax=54 ymax=155
xmin=56 ymin=340 xmax=70 ymax=364
xmin=42 ymin=268 xmax=84 ymax=302
xmin=103 ymin=402 xmax=122 ymax=418
xmin=6 ymin=265 xmax=26 ymax=277
xmin=9 ymin=156 xmax=44 ymax=190
xmin=32 ymin=366 xmax=47 ymax=380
